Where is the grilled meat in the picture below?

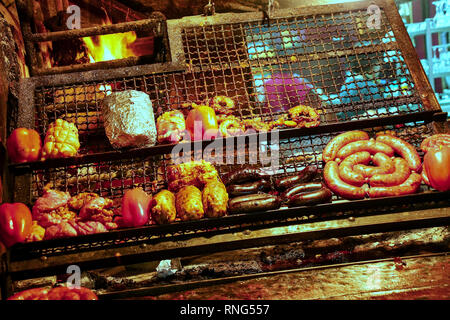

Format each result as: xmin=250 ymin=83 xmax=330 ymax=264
xmin=202 ymin=180 xmax=228 ymax=218
xmin=44 ymin=220 xmax=108 ymax=240
xmin=156 ymin=110 xmax=186 ymax=144
xmin=68 ymin=193 xmax=99 ymax=211
xmin=79 ymin=197 xmax=115 ymax=227
xmin=151 ymin=190 xmax=177 ymax=224
xmin=167 ymin=160 xmax=220 ymax=192
xmin=32 ymin=189 xmax=71 ymax=221
xmin=175 ymin=185 xmax=204 ymax=221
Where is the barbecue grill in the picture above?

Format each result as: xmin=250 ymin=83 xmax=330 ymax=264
xmin=1 ymin=0 xmax=450 ymax=300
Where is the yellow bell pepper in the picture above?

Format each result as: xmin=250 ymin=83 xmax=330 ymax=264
xmin=42 ymin=119 xmax=80 ymax=160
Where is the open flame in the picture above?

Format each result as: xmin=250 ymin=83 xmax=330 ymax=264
xmin=82 ymin=15 xmax=137 ymax=63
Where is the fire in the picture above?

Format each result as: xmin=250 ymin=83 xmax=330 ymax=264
xmin=82 ymin=16 xmax=137 ymax=63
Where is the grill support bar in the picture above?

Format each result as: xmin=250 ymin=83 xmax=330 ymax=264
xmin=7 ymin=206 xmax=450 ymax=281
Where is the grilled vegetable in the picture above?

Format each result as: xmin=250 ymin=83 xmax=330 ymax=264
xmin=274 ymin=165 xmax=318 ymax=190
xmin=6 ymin=128 xmax=42 ymax=163
xmin=41 ymin=119 xmax=80 ymax=160
xmin=423 ymin=145 xmax=450 ymax=192
xmin=185 ymin=104 xmax=219 ymax=141
xmin=120 ymin=188 xmax=152 ymax=227
xmin=228 ymin=193 xmax=281 ymax=214
xmin=286 ymin=187 xmax=333 ymax=207
xmin=0 ymin=203 xmax=33 ymax=247
xmin=227 ymin=180 xmax=271 ymax=197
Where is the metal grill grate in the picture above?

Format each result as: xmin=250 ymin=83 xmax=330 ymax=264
xmin=29 ymin=5 xmax=431 ymax=156
xmin=10 ymin=119 xmax=447 ymax=261
xmin=27 ymin=120 xmax=434 ymax=206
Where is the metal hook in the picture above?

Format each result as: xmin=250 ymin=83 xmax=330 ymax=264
xmin=204 ymin=0 xmax=215 ymax=16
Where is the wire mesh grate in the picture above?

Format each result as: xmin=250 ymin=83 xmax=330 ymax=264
xmin=28 ymin=120 xmax=434 ymax=206
xmin=28 ymin=7 xmax=429 ymax=156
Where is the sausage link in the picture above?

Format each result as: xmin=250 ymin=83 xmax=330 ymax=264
xmin=228 ymin=193 xmax=281 ymax=214
xmin=369 ymin=157 xmax=410 ymax=187
xmin=421 ymin=162 xmax=431 ymax=185
xmin=354 ymin=152 xmax=395 ymax=178
xmin=282 ymin=182 xmax=324 ymax=200
xmin=367 ymin=173 xmax=422 ymax=198
xmin=323 ymin=161 xmax=367 ymax=200
xmin=222 ymin=168 xmax=268 ymax=185
xmin=227 ymin=180 xmax=271 ymax=197
xmin=338 ymin=151 xmax=371 ymax=186
xmin=376 ymin=135 xmax=422 ymax=172
xmin=336 ymin=140 xmax=394 ymax=161
xmin=274 ymin=165 xmax=318 ymax=190
xmin=322 ymin=131 xmax=369 ymax=163
xmin=287 ymin=187 xmax=333 ymax=207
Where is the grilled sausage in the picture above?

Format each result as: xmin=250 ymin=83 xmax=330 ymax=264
xmin=367 ymin=173 xmax=422 ymax=198
xmin=376 ymin=135 xmax=422 ymax=172
xmin=369 ymin=157 xmax=411 ymax=187
xmin=221 ymin=168 xmax=268 ymax=185
xmin=336 ymin=139 xmax=394 ymax=161
xmin=338 ymin=151 xmax=371 ymax=186
xmin=228 ymin=193 xmax=281 ymax=214
xmin=227 ymin=180 xmax=271 ymax=197
xmin=353 ymin=152 xmax=395 ymax=178
xmin=282 ymin=182 xmax=324 ymax=200
xmin=421 ymin=162 xmax=431 ymax=185
xmin=286 ymin=187 xmax=333 ymax=207
xmin=323 ymin=161 xmax=367 ymax=200
xmin=274 ymin=165 xmax=318 ymax=190
xmin=322 ymin=130 xmax=369 ymax=163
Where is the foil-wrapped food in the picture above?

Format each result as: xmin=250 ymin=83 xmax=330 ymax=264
xmin=101 ymin=90 xmax=157 ymax=149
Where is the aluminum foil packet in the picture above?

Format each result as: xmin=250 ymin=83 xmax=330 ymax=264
xmin=101 ymin=90 xmax=157 ymax=149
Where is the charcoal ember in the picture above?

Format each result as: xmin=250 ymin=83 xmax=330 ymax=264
xmin=101 ymin=90 xmax=157 ymax=149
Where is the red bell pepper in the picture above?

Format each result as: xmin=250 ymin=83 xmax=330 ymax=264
xmin=0 ymin=240 xmax=5 ymax=256
xmin=423 ymin=145 xmax=450 ymax=192
xmin=6 ymin=128 xmax=42 ymax=163
xmin=185 ymin=104 xmax=219 ymax=141
xmin=0 ymin=203 xmax=33 ymax=247
xmin=8 ymin=286 xmax=98 ymax=300
xmin=120 ymin=188 xmax=151 ymax=228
